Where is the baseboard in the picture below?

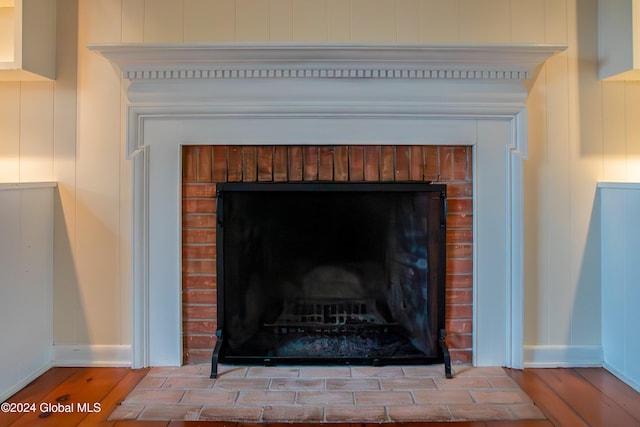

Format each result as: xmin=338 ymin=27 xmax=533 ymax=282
xmin=603 ymin=363 xmax=640 ymax=394
xmin=0 ymin=361 xmax=53 ymax=402
xmin=53 ymin=345 xmax=132 ymax=367
xmin=523 ymin=345 xmax=603 ymax=368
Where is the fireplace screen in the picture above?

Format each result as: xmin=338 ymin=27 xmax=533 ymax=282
xmin=212 ymin=182 xmax=449 ymax=376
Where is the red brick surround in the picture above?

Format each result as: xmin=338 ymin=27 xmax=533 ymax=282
xmin=182 ymin=145 xmax=473 ymax=365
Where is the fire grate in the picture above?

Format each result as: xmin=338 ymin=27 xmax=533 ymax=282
xmin=266 ymin=299 xmax=391 ymax=332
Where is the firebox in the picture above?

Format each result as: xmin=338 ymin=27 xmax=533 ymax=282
xmin=211 ymin=182 xmax=450 ymax=378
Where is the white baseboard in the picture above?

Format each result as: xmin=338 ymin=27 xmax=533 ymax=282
xmin=603 ymin=363 xmax=640 ymax=394
xmin=0 ymin=361 xmax=53 ymax=402
xmin=523 ymin=345 xmax=603 ymax=368
xmin=53 ymin=345 xmax=132 ymax=367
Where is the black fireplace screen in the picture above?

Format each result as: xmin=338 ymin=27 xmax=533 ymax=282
xmin=212 ymin=182 xmax=449 ymax=375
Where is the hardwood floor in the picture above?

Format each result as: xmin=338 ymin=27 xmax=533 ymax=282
xmin=1 ymin=367 xmax=639 ymax=426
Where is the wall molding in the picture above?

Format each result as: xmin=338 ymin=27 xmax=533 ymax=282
xmin=121 ymin=68 xmax=531 ymax=80
xmin=523 ymin=345 xmax=603 ymax=368
xmin=53 ymin=345 xmax=132 ymax=367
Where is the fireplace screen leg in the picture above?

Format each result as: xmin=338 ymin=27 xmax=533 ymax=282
xmin=210 ymin=330 xmax=223 ymax=379
xmin=439 ymin=328 xmax=453 ymax=379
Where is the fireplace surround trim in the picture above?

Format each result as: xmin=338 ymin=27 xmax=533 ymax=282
xmin=92 ymin=43 xmax=565 ymax=370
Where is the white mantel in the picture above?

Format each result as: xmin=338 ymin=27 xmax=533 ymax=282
xmin=92 ymin=43 xmax=565 ymax=369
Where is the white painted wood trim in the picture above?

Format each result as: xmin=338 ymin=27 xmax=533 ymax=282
xmin=92 ymin=43 xmax=566 ymax=369
xmin=53 ymin=345 xmax=132 ymax=367
xmin=509 ymin=111 xmax=527 ymax=370
xmin=0 ymin=182 xmax=57 ymax=190
xmin=523 ymin=345 xmax=604 ymax=367
xmin=597 ymin=182 xmax=640 ymax=189
xmin=90 ymin=43 xmax=565 ymax=81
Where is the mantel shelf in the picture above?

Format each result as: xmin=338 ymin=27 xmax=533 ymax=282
xmin=90 ymin=42 xmax=566 ymax=81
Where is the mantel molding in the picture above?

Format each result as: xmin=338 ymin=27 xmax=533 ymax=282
xmin=90 ymin=43 xmax=565 ymax=81
xmin=90 ymin=42 xmax=567 ymax=370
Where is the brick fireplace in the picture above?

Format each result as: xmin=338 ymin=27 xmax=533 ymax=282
xmin=92 ymin=42 xmax=564 ymax=370
xmin=182 ymin=145 xmax=473 ymax=365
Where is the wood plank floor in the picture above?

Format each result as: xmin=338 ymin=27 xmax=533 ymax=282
xmin=1 ymin=367 xmax=639 ymax=426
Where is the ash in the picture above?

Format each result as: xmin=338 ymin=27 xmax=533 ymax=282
xmin=270 ymin=331 xmax=420 ymax=358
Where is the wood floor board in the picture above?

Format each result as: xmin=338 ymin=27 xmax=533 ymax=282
xmin=574 ymin=367 xmax=640 ymax=424
xmin=532 ymin=368 xmax=640 ymax=427
xmin=505 ymin=368 xmax=589 ymax=427
xmin=0 ymin=367 xmax=80 ymax=426
xmin=6 ymin=368 xmax=130 ymax=427
xmin=76 ymin=368 xmax=149 ymax=427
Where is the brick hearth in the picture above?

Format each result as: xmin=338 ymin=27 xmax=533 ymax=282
xmin=181 ymin=145 xmax=473 ymax=365
xmin=109 ymin=364 xmax=545 ymax=422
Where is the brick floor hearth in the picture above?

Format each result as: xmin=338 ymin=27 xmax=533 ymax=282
xmin=109 ymin=364 xmax=546 ymax=423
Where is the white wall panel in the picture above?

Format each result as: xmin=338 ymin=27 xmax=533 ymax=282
xmin=0 ymin=190 xmax=22 ymax=398
xmin=19 ymin=82 xmax=54 ymax=182
xmin=396 ymin=0 xmax=420 ymax=42
xmin=601 ymin=184 xmax=640 ymax=392
xmin=80 ymin=0 xmax=121 ymax=44
xmin=326 ymin=0 xmax=350 ymax=41
xmin=122 ymin=0 xmax=144 ymax=43
xmin=119 ymin=99 xmax=132 ymax=346
xmin=459 ymin=0 xmax=510 ymax=43
xmin=625 ymin=83 xmax=640 ymax=182
xmin=419 ymin=0 xmax=459 ymax=42
xmin=209 ymin=0 xmax=236 ymax=42
xmin=293 ymin=0 xmax=326 ymax=41
xmin=236 ymin=0 xmax=269 ymax=41
xmin=144 ymin=0 xmax=184 ymax=43
xmin=352 ymin=0 xmax=397 ymax=41
xmin=545 ymin=0 xmax=567 ymax=43
xmin=600 ymin=89 xmax=640 ymax=226
xmin=567 ymin=0 xmax=603 ymax=346
xmin=602 ymin=82 xmax=629 ymax=182
xmin=0 ymin=184 xmax=54 ymax=401
xmin=52 ymin=0 xmax=79 ymax=346
xmin=543 ymin=52 xmax=572 ymax=346
xmin=523 ymin=64 xmax=548 ymax=346
xmin=0 ymin=82 xmax=20 ymax=182
xmin=510 ymin=0 xmax=545 ymax=42
xmin=72 ymin=0 xmax=124 ymax=347
xmin=184 ymin=0 xmax=221 ymax=42
xmin=270 ymin=0 xmax=293 ymax=41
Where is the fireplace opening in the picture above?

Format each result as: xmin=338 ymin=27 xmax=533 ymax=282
xmin=212 ymin=182 xmax=450 ymax=377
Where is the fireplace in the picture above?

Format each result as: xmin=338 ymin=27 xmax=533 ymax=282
xmin=213 ymin=182 xmax=448 ymax=375
xmin=92 ymin=42 xmax=565 ymax=370
xmin=182 ymin=144 xmax=470 ymax=373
